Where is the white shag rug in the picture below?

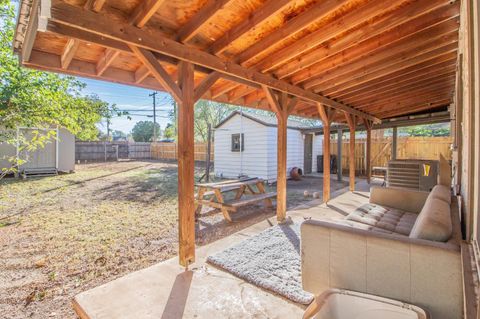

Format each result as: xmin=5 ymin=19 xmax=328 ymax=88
xmin=206 ymin=223 xmax=313 ymax=304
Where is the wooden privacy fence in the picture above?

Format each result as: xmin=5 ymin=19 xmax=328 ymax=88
xmin=331 ymin=136 xmax=452 ymax=174
xmin=151 ymin=142 xmax=214 ymax=161
xmin=75 ymin=142 xmax=151 ymax=161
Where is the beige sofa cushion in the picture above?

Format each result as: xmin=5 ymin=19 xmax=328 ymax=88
xmin=409 ymin=198 xmax=452 ymax=242
xmin=431 ymin=184 xmax=451 ymax=204
xmin=346 ymin=203 xmax=417 ymax=236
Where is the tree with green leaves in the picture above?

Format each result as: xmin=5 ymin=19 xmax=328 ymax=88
xmin=0 ymin=1 xmax=114 ymax=175
xmin=131 ymin=121 xmax=161 ymax=142
xmin=163 ymin=123 xmax=175 ymax=139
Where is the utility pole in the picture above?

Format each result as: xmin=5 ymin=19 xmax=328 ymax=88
xmin=149 ymin=91 xmax=158 ymax=142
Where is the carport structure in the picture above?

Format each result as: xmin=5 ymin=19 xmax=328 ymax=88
xmin=14 ymin=0 xmax=459 ymax=268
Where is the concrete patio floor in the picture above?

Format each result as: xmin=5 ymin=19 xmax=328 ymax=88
xmin=74 ymin=179 xmax=376 ymax=319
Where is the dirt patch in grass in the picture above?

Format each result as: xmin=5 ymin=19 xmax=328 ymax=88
xmin=0 ymin=160 xmax=347 ymax=318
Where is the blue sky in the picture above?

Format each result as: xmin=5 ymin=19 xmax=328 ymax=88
xmin=79 ymin=77 xmax=174 ymax=135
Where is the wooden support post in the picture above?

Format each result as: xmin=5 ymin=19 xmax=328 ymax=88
xmin=337 ymin=128 xmax=343 ymax=182
xmin=177 ymin=61 xmax=195 ymax=267
xmin=130 ymin=47 xmax=220 ymax=268
xmin=364 ymin=119 xmax=373 ymax=184
xmin=392 ymin=126 xmax=398 ymax=160
xmin=344 ymin=112 xmax=356 ymax=192
xmin=318 ymin=104 xmax=335 ymax=203
xmin=262 ymin=87 xmax=297 ymax=222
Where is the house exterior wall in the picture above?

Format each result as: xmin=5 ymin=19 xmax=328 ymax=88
xmin=457 ymin=0 xmax=480 ymax=241
xmin=214 ymin=114 xmax=325 ymax=181
xmin=214 ymin=114 xmax=270 ymax=180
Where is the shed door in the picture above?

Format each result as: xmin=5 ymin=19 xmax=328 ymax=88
xmin=304 ymin=134 xmax=313 ymax=174
xmin=21 ymin=129 xmax=56 ymax=169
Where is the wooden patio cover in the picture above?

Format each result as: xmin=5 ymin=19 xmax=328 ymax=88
xmin=14 ymin=0 xmax=460 ymax=267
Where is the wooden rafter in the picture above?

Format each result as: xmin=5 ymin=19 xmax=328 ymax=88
xmin=83 ymin=0 xmax=106 ymax=12
xmin=275 ymin=0 xmax=457 ymax=80
xmin=129 ymin=0 xmax=166 ymax=28
xmin=291 ymin=11 xmax=459 ymax=86
xmin=96 ymin=48 xmax=120 ymax=75
xmin=177 ymin=0 xmax=233 ymax=43
xmin=255 ymin=0 xmax=406 ymax=72
xmin=194 ymin=72 xmax=221 ymax=101
xmin=49 ymin=1 xmax=379 ymax=122
xmin=60 ymin=38 xmax=79 ymax=69
xmin=210 ymin=0 xmax=293 ymax=55
xmin=134 ymin=65 xmax=150 ymax=84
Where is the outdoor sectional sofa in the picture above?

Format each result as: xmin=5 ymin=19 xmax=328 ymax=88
xmin=301 ymin=185 xmax=463 ymax=319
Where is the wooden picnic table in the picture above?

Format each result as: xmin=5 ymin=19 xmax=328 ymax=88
xmin=195 ymin=177 xmax=276 ymax=222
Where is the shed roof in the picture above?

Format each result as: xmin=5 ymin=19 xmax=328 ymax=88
xmin=14 ymin=0 xmax=459 ymax=124
xmin=215 ymin=111 xmax=321 ymax=130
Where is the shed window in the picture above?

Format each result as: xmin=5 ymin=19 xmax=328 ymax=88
xmin=231 ymin=133 xmax=244 ymax=152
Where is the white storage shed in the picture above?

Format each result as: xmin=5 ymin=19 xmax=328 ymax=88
xmin=214 ymin=111 xmax=323 ymax=182
xmin=0 ymin=127 xmax=75 ymax=177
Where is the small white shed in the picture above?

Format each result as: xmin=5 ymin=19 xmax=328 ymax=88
xmin=0 ymin=127 xmax=75 ymax=176
xmin=214 ymin=111 xmax=323 ymax=182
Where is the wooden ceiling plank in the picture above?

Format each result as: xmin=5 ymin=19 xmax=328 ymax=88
xmin=129 ymin=0 xmax=166 ymax=28
xmin=194 ymin=71 xmax=221 ymax=101
xmin=50 ymin=2 xmax=379 ymax=122
xmin=129 ymin=45 xmax=182 ymax=101
xmin=255 ymin=0 xmax=406 ymax=73
xmin=363 ymin=92 xmax=453 ymax=113
xmin=304 ymin=27 xmax=458 ymax=90
xmin=177 ymin=0 xmax=234 ymax=43
xmin=61 ymin=38 xmax=80 ymax=69
xmin=349 ymin=75 xmax=456 ymax=106
xmin=236 ymin=0 xmax=349 ymax=65
xmin=326 ymin=54 xmax=457 ymax=97
xmin=312 ymin=44 xmax=458 ymax=94
xmin=290 ymin=9 xmax=459 ymax=85
xmin=210 ymin=0 xmax=293 ymax=55
xmin=356 ymin=86 xmax=455 ymax=112
xmin=336 ymin=64 xmax=457 ymax=101
xmin=378 ymin=99 xmax=452 ymax=118
xmin=96 ymin=48 xmax=121 ymax=75
xmin=275 ymin=0 xmax=458 ymax=79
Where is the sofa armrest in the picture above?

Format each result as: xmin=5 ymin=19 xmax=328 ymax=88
xmin=370 ymin=186 xmax=429 ymax=213
xmin=300 ymin=219 xmax=462 ymax=319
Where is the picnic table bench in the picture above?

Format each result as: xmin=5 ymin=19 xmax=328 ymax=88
xmin=195 ymin=177 xmax=276 ymax=222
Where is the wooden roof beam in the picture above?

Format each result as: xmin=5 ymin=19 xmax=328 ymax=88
xmin=129 ymin=0 xmax=166 ymax=28
xmin=49 ymin=1 xmax=379 ymax=123
xmin=194 ymin=72 xmax=221 ymax=101
xmin=210 ymin=0 xmax=293 ymax=55
xmin=177 ymin=0 xmax=233 ymax=43
xmin=60 ymin=38 xmax=80 ymax=69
